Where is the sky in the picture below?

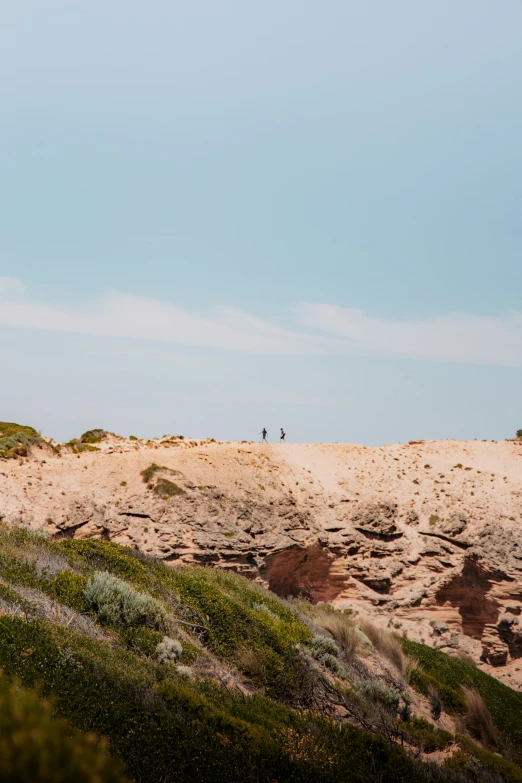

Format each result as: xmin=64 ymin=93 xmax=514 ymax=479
xmin=1 ymin=1 xmax=521 ymax=444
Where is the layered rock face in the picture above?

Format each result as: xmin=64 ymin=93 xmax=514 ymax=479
xmin=3 ymin=435 xmax=522 ymax=687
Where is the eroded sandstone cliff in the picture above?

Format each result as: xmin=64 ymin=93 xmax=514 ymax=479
xmin=3 ymin=434 xmax=522 ymax=688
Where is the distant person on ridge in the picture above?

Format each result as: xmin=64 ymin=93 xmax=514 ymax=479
xmin=280 ymin=428 xmax=286 ymax=442
xmin=261 ymin=428 xmax=268 ymax=443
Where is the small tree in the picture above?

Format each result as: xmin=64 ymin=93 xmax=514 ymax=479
xmin=517 ymin=430 xmax=522 ymax=439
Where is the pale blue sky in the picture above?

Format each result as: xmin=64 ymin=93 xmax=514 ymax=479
xmin=1 ymin=1 xmax=521 ymax=443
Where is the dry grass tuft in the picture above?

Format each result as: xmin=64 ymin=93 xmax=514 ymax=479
xmin=402 ymin=653 xmax=420 ymax=682
xmin=236 ymin=646 xmax=267 ymax=684
xmin=313 ymin=611 xmax=360 ymax=662
xmin=455 ymin=650 xmax=477 ymax=667
xmin=359 ymin=619 xmax=418 ymax=680
xmin=461 ymin=687 xmax=498 ymax=749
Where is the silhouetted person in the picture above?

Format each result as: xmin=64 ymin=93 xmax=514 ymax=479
xmin=280 ymin=428 xmax=286 ymax=442
xmin=261 ymin=428 xmax=268 ymax=443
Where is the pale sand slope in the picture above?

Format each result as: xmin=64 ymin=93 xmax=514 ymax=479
xmin=2 ymin=435 xmax=522 ymax=688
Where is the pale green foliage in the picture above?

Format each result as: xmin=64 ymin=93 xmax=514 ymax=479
xmin=175 ymin=665 xmax=193 ymax=678
xmin=356 ymin=678 xmax=402 ymax=712
xmin=321 ymin=653 xmax=345 ymax=677
xmin=308 ymin=634 xmax=345 ymax=677
xmin=0 ymin=422 xmax=41 ymax=458
xmin=84 ymin=572 xmax=167 ymax=629
xmin=253 ymin=603 xmax=279 ymax=622
xmin=309 ymin=634 xmax=340 ymax=658
xmin=156 ymin=636 xmax=183 ymax=664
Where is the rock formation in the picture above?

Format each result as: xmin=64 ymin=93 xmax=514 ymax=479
xmin=3 ymin=434 xmax=522 ymax=688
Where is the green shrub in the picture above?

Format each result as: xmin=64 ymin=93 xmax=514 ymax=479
xmin=140 ymin=464 xmax=163 ymax=483
xmin=321 ymin=653 xmax=345 ymax=677
xmin=80 ymin=430 xmax=107 ymax=444
xmin=57 ymin=540 xmax=313 ymax=701
xmin=309 ymin=634 xmax=340 ymax=659
xmin=0 ymin=422 xmax=41 ymax=458
xmin=0 ymin=616 xmax=436 ymax=783
xmin=446 ymin=736 xmax=522 ymax=783
xmin=156 ymin=636 xmax=182 ymax=663
xmin=356 ymin=679 xmax=401 ymax=712
xmin=0 ymin=670 xmax=127 ymax=782
xmin=402 ymin=638 xmax=522 ymax=757
xmin=403 ymin=717 xmax=454 ymax=753
xmin=253 ymin=603 xmax=279 ymax=622
xmin=119 ymin=627 xmax=164 ymax=657
xmin=0 ymin=422 xmax=39 ymax=439
xmin=46 ymin=571 xmax=89 ymax=612
xmin=84 ymin=572 xmax=167 ymax=629
xmin=59 ymin=540 xmax=152 ymax=588
xmin=154 ymin=479 xmax=185 ymax=497
xmin=66 ymin=440 xmax=100 ymax=453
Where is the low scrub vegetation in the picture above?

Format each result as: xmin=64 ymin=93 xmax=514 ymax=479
xmin=156 ymin=636 xmax=183 ymax=663
xmin=154 ymin=478 xmax=185 ymax=497
xmin=84 ymin=572 xmax=167 ymax=629
xmin=0 ymin=670 xmax=127 ymax=782
xmin=140 ymin=464 xmax=185 ymax=498
xmin=0 ymin=421 xmax=42 ymax=458
xmin=403 ymin=637 xmax=522 ymax=763
xmin=0 ymin=524 xmax=520 ymax=781
xmin=140 ymin=463 xmax=164 ymax=483
xmin=80 ymin=429 xmax=108 ymax=444
xmin=66 ymin=440 xmax=100 ymax=454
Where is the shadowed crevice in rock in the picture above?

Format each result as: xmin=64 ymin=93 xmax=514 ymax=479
xmin=435 ymin=556 xmax=511 ymax=639
xmin=420 ymin=531 xmax=471 ymax=550
xmin=355 ymin=528 xmax=403 ymax=542
xmin=54 ymin=520 xmax=91 ymax=540
xmin=351 ymin=501 xmax=402 ymax=540
xmin=353 ymin=574 xmax=392 ymax=594
xmin=261 ymin=545 xmax=348 ymax=602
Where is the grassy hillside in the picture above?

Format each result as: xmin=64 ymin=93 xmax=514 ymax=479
xmin=0 ymin=523 xmax=521 ymax=782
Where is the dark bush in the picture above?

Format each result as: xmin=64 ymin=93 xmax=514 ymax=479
xmin=0 ymin=669 xmax=127 ymax=782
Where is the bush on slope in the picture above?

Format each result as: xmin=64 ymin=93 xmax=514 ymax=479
xmin=0 ymin=670 xmax=127 ymax=783
xmin=403 ymin=639 xmax=522 ymax=760
xmin=0 ymin=421 xmax=42 ymax=458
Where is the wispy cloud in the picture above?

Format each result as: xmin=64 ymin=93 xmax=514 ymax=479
xmin=0 ymin=278 xmax=338 ymax=354
xmin=1 ymin=278 xmax=521 ymax=367
xmin=295 ymin=303 xmax=522 ymax=367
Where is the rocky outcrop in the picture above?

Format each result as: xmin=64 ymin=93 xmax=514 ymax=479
xmin=351 ymin=501 xmax=402 ymax=540
xmin=434 ymin=556 xmax=509 ymax=639
xmin=4 ymin=436 xmax=522 ymax=685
